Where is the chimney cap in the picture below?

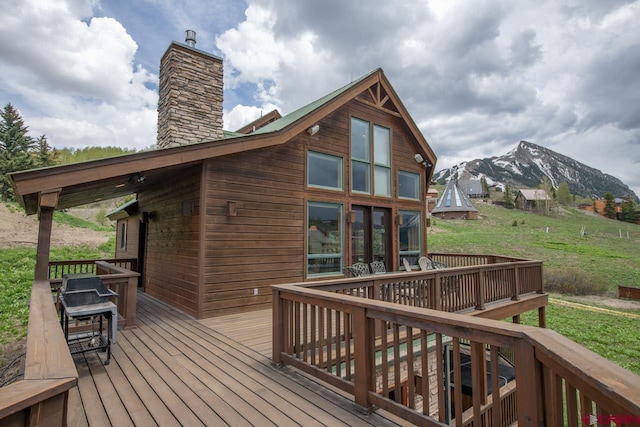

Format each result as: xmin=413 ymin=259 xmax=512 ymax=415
xmin=185 ymin=30 xmax=196 ymax=47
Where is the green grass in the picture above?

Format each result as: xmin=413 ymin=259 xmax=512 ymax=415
xmin=429 ymin=202 xmax=640 ymax=294
xmin=521 ymin=301 xmax=640 ymax=375
xmin=0 ymin=242 xmax=115 ymax=347
xmin=54 ymin=210 xmax=114 ymax=232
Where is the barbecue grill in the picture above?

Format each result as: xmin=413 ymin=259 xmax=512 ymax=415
xmin=60 ymin=274 xmax=118 ymax=365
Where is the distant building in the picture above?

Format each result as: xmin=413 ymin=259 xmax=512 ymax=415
xmin=432 ymin=180 xmax=478 ymax=219
xmin=514 ymin=189 xmax=551 ymax=212
xmin=457 ymin=179 xmax=486 ymax=198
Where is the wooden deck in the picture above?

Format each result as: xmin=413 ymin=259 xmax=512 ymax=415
xmin=68 ymin=291 xmax=408 ymax=426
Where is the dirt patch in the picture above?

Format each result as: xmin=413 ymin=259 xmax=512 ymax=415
xmin=0 ymin=203 xmax=110 ymax=249
xmin=558 ymin=294 xmax=640 ymax=311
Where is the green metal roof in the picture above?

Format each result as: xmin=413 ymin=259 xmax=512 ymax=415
xmin=250 ymin=69 xmax=381 ymax=135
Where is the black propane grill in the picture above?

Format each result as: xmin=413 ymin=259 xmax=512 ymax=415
xmin=60 ymin=274 xmax=118 ymax=365
xmin=61 ymin=274 xmax=118 ymax=307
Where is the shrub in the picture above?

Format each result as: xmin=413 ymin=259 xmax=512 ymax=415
xmin=512 ymin=220 xmax=518 ymax=227
xmin=544 ymin=268 xmax=608 ymax=296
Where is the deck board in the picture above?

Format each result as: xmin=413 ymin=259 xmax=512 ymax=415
xmin=68 ymin=291 xmax=406 ymax=426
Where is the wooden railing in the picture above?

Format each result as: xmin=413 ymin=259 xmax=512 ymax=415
xmin=0 ymin=280 xmax=77 ymax=426
xmin=49 ymin=259 xmax=139 ymax=329
xmin=299 ymin=258 xmax=544 ymax=315
xmin=272 ymin=260 xmax=640 ymax=426
xmin=48 ymin=258 xmax=137 ymax=279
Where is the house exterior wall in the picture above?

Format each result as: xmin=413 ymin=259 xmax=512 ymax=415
xmin=200 ymin=98 xmax=428 ymax=317
xmin=114 ymin=217 xmax=139 ymax=259
xmin=137 ymin=164 xmax=203 ymax=317
xmin=433 ymin=211 xmax=477 ymax=220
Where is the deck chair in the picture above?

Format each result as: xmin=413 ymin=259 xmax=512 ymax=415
xmin=402 ymin=258 xmax=412 ymax=271
xmin=352 ymin=262 xmax=371 ymax=276
xmin=369 ymin=260 xmax=386 ymax=274
xmin=418 ymin=256 xmax=447 ymax=271
xmin=342 ymin=266 xmax=359 ymax=277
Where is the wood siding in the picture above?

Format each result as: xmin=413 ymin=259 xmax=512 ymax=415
xmin=114 ymin=217 xmax=139 ymax=259
xmin=201 ymin=98 xmax=427 ymax=317
xmin=138 ymin=164 xmax=202 ymax=317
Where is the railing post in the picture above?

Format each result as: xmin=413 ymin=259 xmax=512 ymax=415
xmin=272 ymin=287 xmax=283 ymax=367
xmin=512 ymin=265 xmax=521 ymax=301
xmin=476 ymin=270 xmax=486 ymax=310
xmin=352 ymin=306 xmax=374 ymax=413
xmin=124 ymin=276 xmax=137 ymax=329
xmin=514 ymin=338 xmax=544 ymax=426
xmin=432 ymin=275 xmax=442 ymax=311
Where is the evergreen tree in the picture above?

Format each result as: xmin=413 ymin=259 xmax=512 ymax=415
xmin=557 ymin=182 xmax=573 ymax=206
xmin=503 ymin=184 xmax=515 ymax=209
xmin=33 ymin=134 xmax=59 ymax=168
xmin=592 ymin=199 xmax=599 ymax=214
xmin=603 ymin=192 xmax=617 ymax=219
xmin=620 ymin=200 xmax=639 ymax=224
xmin=480 ymin=176 xmax=490 ymax=198
xmin=0 ymin=103 xmax=36 ymax=201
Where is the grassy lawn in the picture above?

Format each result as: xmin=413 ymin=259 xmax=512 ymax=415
xmin=522 ymin=300 xmax=640 ymax=375
xmin=428 ymin=201 xmax=640 ymax=294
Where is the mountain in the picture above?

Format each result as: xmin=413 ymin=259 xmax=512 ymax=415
xmin=433 ymin=141 xmax=638 ymax=200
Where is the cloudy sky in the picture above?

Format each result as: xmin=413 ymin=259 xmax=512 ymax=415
xmin=1 ymin=0 xmax=639 ymax=196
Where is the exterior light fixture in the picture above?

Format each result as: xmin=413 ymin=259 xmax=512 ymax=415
xmin=307 ymin=124 xmax=320 ymax=136
xmin=414 ymin=153 xmax=424 ymax=164
xmin=129 ymin=172 xmax=146 ymax=185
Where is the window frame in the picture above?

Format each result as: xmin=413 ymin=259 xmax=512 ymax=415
xmin=350 ymin=117 xmax=392 ymax=197
xmin=307 ymin=150 xmax=344 ymax=191
xmin=119 ymin=221 xmax=127 ymax=250
xmin=307 ymin=201 xmax=344 ymax=277
xmin=398 ymin=170 xmax=421 ymax=200
xmin=398 ymin=210 xmax=421 ymax=268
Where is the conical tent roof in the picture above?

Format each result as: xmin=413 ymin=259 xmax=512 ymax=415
xmin=432 ymin=179 xmax=478 ymax=214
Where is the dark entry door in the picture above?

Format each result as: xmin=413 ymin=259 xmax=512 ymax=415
xmin=351 ymin=206 xmax=391 ymax=268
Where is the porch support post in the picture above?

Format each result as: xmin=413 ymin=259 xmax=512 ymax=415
xmin=34 ymin=190 xmax=60 ymax=282
xmin=353 ymin=306 xmax=374 ymax=413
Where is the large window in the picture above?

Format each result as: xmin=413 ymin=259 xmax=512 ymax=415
xmin=307 ymin=202 xmax=343 ymax=276
xmin=351 ymin=117 xmax=391 ymax=196
xmin=399 ymin=210 xmax=421 ymax=268
xmin=308 ymin=151 xmax=343 ymax=190
xmin=398 ymin=171 xmax=420 ymax=200
xmin=374 ymin=125 xmax=391 ymax=196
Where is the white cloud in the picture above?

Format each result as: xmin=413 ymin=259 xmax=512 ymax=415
xmin=0 ymin=0 xmax=157 ymax=150
xmin=0 ymin=0 xmax=638 ymax=197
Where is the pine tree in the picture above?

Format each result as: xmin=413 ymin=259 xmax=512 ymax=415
xmin=0 ymin=103 xmax=36 ymax=201
xmin=480 ymin=176 xmax=490 ymax=198
xmin=603 ymin=192 xmax=617 ymax=219
xmin=557 ymin=182 xmax=572 ymax=206
xmin=33 ymin=134 xmax=59 ymax=168
xmin=620 ymin=200 xmax=639 ymax=224
xmin=503 ymin=184 xmax=514 ymax=209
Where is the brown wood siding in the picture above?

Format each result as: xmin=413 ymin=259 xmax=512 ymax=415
xmin=201 ymin=98 xmax=427 ymax=317
xmin=138 ymin=164 xmax=202 ymax=317
xmin=114 ymin=217 xmax=139 ymax=259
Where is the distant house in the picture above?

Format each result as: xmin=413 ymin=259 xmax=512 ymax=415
xmin=432 ymin=179 xmax=478 ymax=219
xmin=579 ymin=198 xmax=623 ymax=217
xmin=515 ymin=189 xmax=551 ymax=212
xmin=457 ymin=179 xmax=486 ymax=198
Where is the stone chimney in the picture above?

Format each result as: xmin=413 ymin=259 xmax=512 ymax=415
xmin=157 ymin=30 xmax=224 ymax=148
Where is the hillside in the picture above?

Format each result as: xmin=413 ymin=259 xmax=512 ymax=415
xmin=434 ymin=141 xmax=638 ymax=200
xmin=0 ymin=203 xmax=111 ymax=249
